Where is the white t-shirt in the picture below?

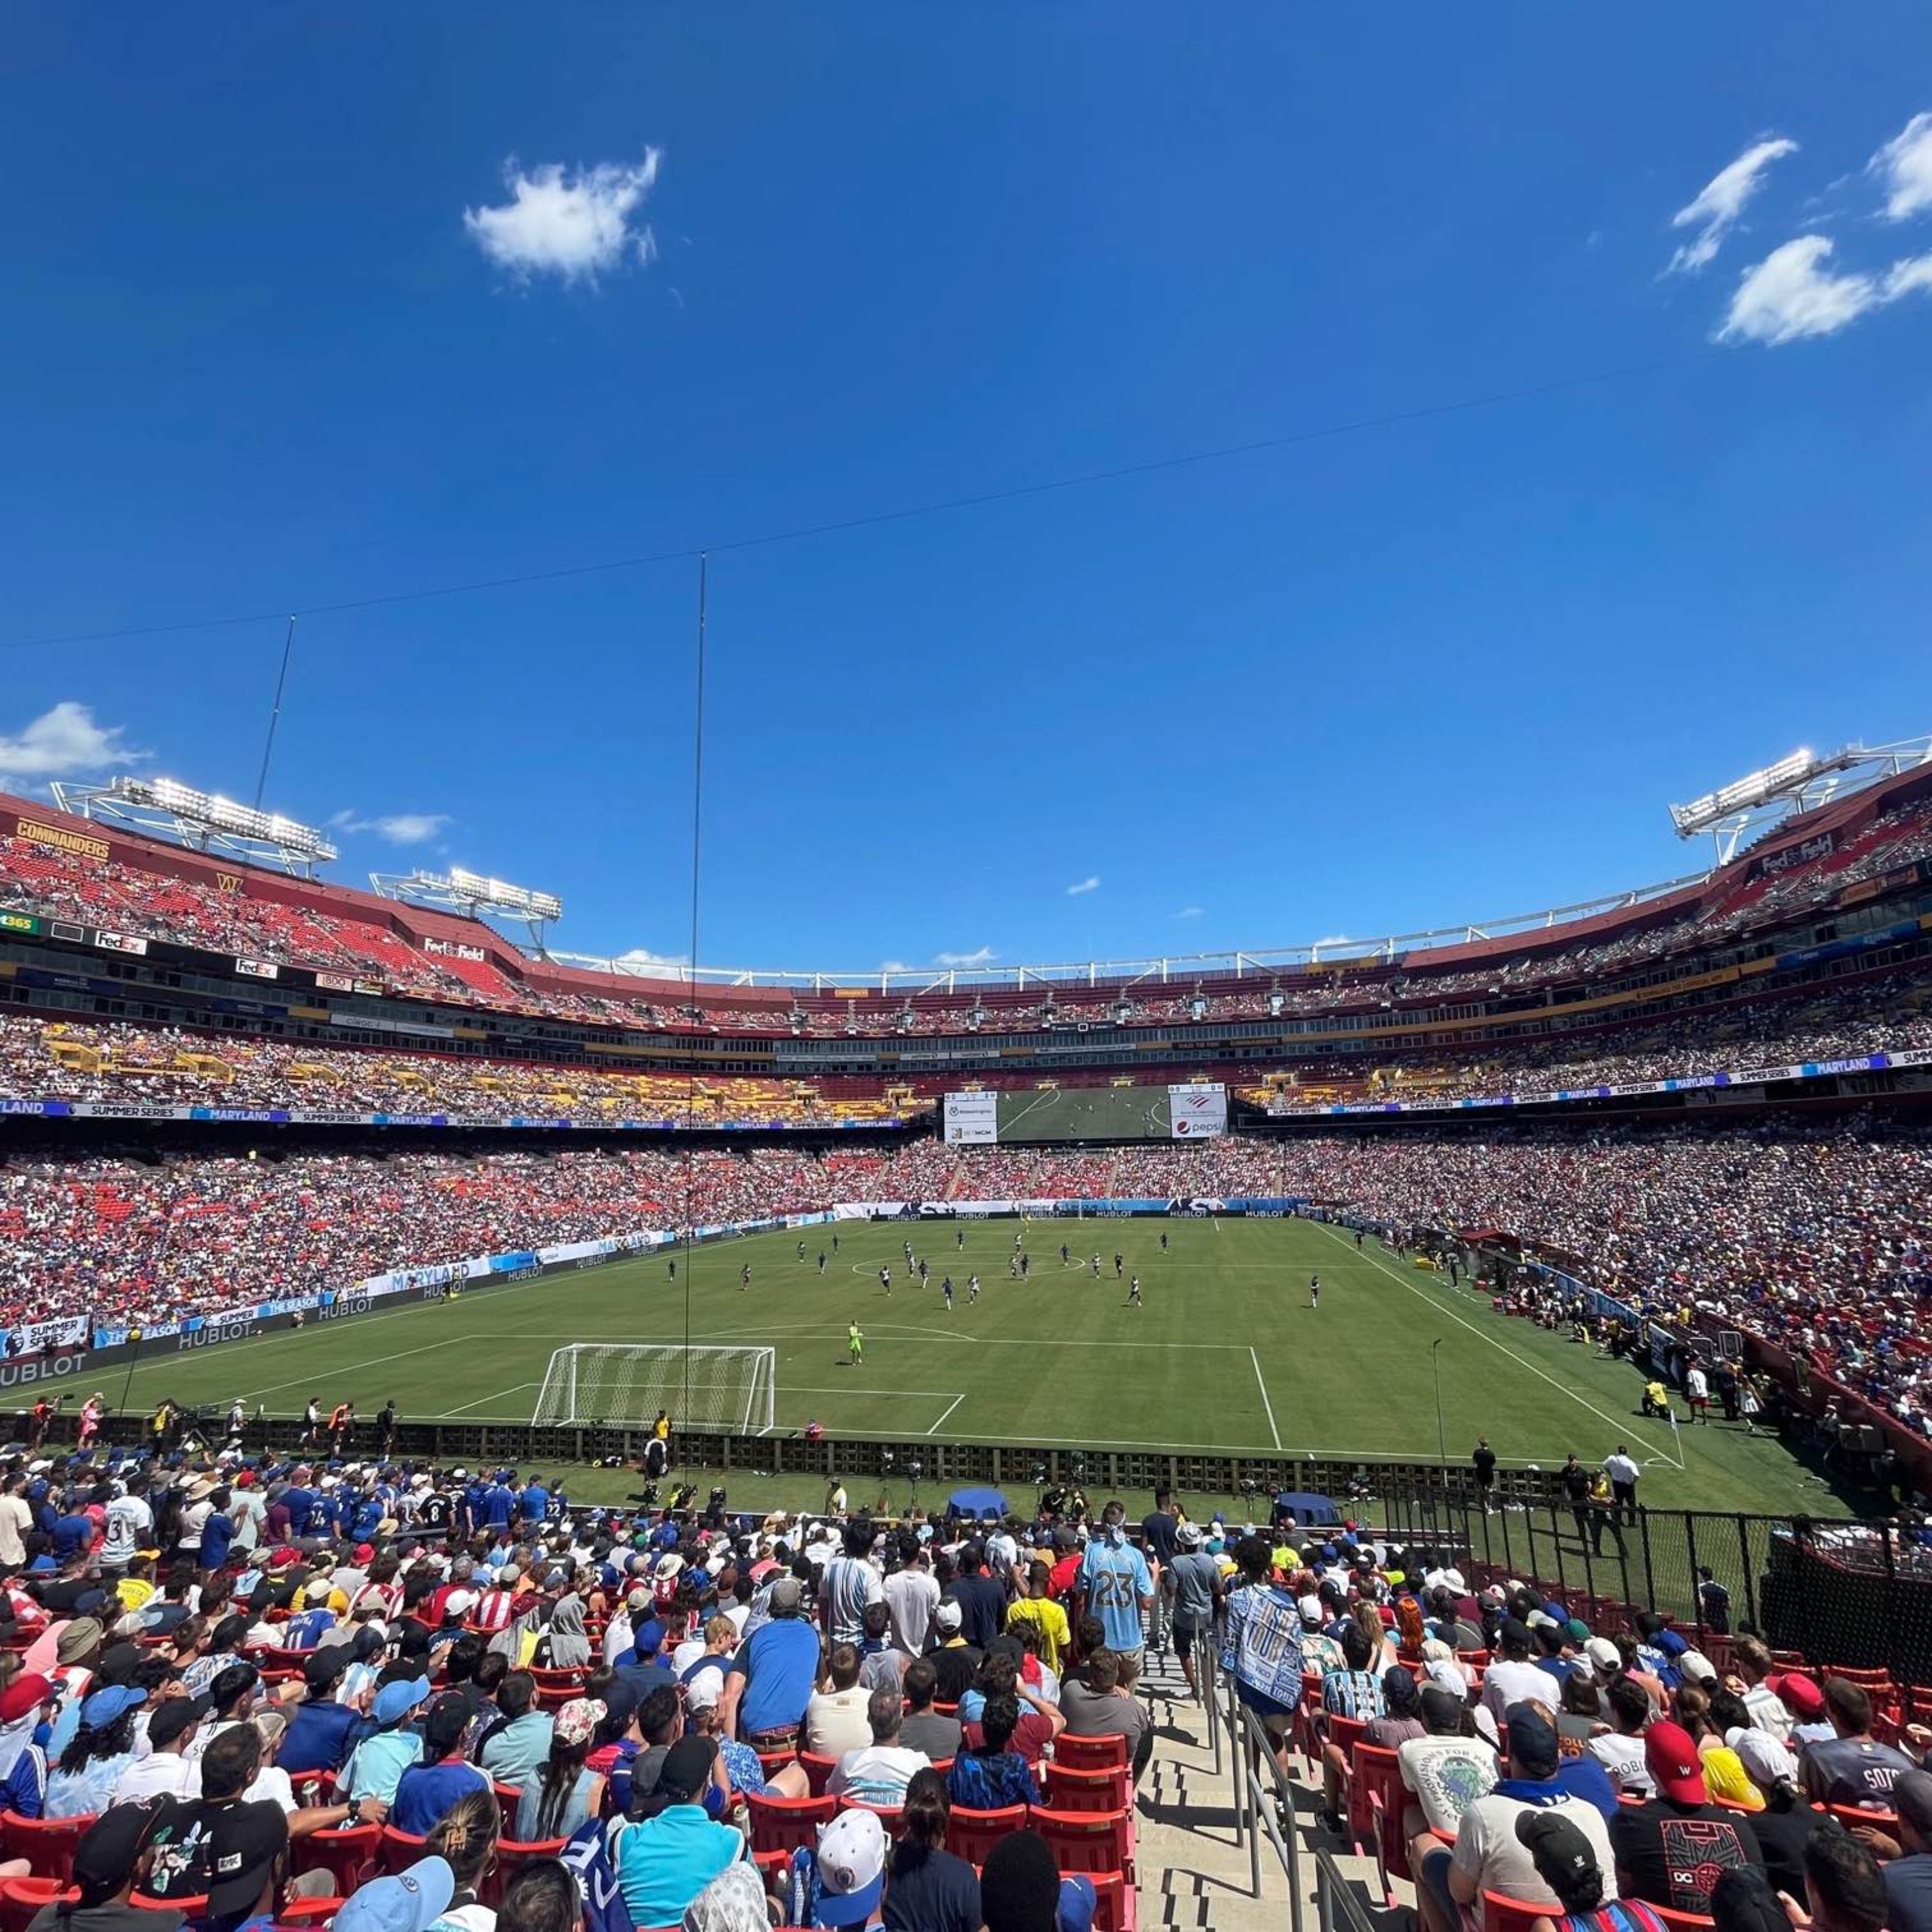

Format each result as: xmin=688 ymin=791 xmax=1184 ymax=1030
xmin=804 ymin=1686 xmax=873 ymax=1757
xmin=1452 ymin=1792 xmax=1619 ymax=1909
xmin=829 ymin=1745 xmax=931 ymax=1805
xmin=113 ymin=1751 xmax=198 ymax=1805
xmin=1604 ymin=1454 xmax=1640 ymax=1488
xmin=1687 ymin=1368 xmax=1709 ymax=1401
xmin=1397 ymin=1736 xmax=1499 ymax=1834
xmin=0 ymin=1495 xmax=32 ymax=1569
xmin=1479 ymin=1660 xmax=1551 ymax=1721
xmin=1587 ymin=1731 xmax=1655 ymax=1795
xmin=102 ymin=1494 xmax=154 ymax=1567
xmin=882 ymin=1569 xmax=940 ymax=1656
xmin=1745 ymin=1685 xmax=1794 ymax=1743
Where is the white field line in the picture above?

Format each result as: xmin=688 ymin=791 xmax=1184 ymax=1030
xmin=443 ymin=1381 xmax=539 ymax=1416
xmin=1312 ymin=1222 xmax=1683 ymax=1470
xmin=926 ymin=1394 xmax=968 ymax=1436
xmin=1251 ymin=1348 xmax=1283 ymax=1451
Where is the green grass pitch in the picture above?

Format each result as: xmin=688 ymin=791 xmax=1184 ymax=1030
xmin=106 ymin=1217 xmax=1821 ymax=1517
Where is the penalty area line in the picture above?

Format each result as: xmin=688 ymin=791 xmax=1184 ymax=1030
xmin=926 ymin=1394 xmax=967 ymax=1436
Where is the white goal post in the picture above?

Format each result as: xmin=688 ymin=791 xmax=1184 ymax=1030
xmin=531 ymin=1343 xmax=777 ymax=1434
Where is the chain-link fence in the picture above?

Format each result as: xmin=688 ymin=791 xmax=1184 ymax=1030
xmin=1366 ymin=1479 xmax=1932 ymax=1678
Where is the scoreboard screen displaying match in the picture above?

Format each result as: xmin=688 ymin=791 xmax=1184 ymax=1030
xmin=944 ymin=1082 xmax=1226 ymax=1144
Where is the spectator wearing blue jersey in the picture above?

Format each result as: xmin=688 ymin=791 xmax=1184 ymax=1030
xmin=1077 ymin=1502 xmax=1153 ymax=1663
xmin=1220 ymin=1533 xmax=1305 ymax=1776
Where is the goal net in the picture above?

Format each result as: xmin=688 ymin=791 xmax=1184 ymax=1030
xmin=531 ymin=1343 xmax=777 ymax=1434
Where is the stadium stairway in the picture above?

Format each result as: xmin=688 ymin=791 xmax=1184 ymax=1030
xmin=1134 ymin=1644 xmax=1396 ymax=1931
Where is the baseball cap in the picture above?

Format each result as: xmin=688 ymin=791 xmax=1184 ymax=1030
xmin=934 ymin=1601 xmax=963 ymax=1634
xmin=207 ymin=1799 xmax=289 ymax=1918
xmin=147 ymin=1694 xmax=213 ymax=1752
xmin=1515 ymin=1810 xmax=1600 ymax=1898
xmin=1677 ymin=1649 xmax=1718 ymax=1687
xmin=207 ymin=1662 xmax=260 ymax=1712
xmin=373 ymin=1676 xmax=433 ymax=1726
xmin=554 ymin=1697 xmax=606 ymax=1748
xmin=768 ymin=1577 xmax=803 ymax=1615
xmin=1775 ymin=1672 xmax=1825 ymax=1719
xmin=80 ymin=1685 xmax=146 ymax=1732
xmin=812 ymin=1808 xmax=887 ymax=1926
xmin=0 ymin=1673 xmax=53 ymax=1725
xmin=1505 ymin=1707 xmax=1559 ymax=1778
xmin=1645 ymin=1719 xmax=1708 ymax=1805
xmin=685 ymin=1673 xmax=721 ymax=1714
xmin=331 ymin=1855 xmax=455 ymax=1932
xmin=303 ymin=1648 xmax=351 ymax=1692
xmin=1584 ymin=1637 xmax=1621 ymax=1675
xmin=1057 ymin=1875 xmax=1099 ymax=1932
xmin=71 ymin=1797 xmax=182 ymax=1905
xmin=1727 ymin=1727 xmax=1798 ymax=1788
xmin=1419 ymin=1684 xmax=1466 ymax=1730
xmin=1177 ymin=1522 xmax=1202 ymax=1549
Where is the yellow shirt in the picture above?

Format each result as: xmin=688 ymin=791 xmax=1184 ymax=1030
xmin=1006 ymin=1596 xmax=1071 ymax=1673
xmin=1700 ymin=1745 xmax=1765 ymax=1811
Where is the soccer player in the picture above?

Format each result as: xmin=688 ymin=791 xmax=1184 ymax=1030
xmin=942 ymin=1276 xmax=954 ymax=1310
xmin=1114 ymin=1253 xmax=1124 ymax=1278
xmin=918 ymin=1258 xmax=929 ymax=1283
xmin=1685 ymin=1359 xmax=1710 ymax=1424
xmin=1020 ymin=1253 xmax=1030 ymax=1280
xmin=797 ymin=1240 xmax=806 ymax=1262
xmin=819 ymin=1251 xmax=826 ymax=1273
xmin=833 ymin=1232 xmax=840 ymax=1252
xmin=1090 ymin=1253 xmax=1101 ymax=1276
xmin=849 ymin=1322 xmax=864 ymax=1365
xmin=956 ymin=1229 xmax=965 ymax=1250
xmin=1128 ymin=1276 xmax=1142 ymax=1307
xmin=1309 ymin=1274 xmax=1320 ymax=1310
xmin=968 ymin=1274 xmax=980 ymax=1303
xmin=741 ymin=1264 xmax=751 ymax=1291
xmin=668 ymin=1256 xmax=676 ymax=1280
xmin=880 ymin=1265 xmax=892 ymax=1297
xmin=1014 ymin=1229 xmax=1023 ymax=1249
xmin=1060 ymin=1244 xmax=1070 ymax=1266
xmin=1009 ymin=1255 xmax=1019 ymax=1278
xmin=1159 ymin=1231 xmax=1168 ymax=1253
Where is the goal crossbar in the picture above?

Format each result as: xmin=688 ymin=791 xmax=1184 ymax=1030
xmin=531 ymin=1343 xmax=776 ymax=1434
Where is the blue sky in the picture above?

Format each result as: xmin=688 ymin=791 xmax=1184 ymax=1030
xmin=3 ymin=8 xmax=1931 ymax=977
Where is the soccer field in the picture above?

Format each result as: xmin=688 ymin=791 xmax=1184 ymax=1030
xmin=100 ymin=1217 xmax=1824 ymax=1518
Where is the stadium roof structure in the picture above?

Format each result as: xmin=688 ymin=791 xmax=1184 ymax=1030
xmin=1668 ymin=737 xmax=1932 ymax=865
xmin=50 ymin=774 xmax=337 ymax=876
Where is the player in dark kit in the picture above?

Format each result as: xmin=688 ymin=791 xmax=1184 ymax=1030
xmin=1309 ymin=1274 xmax=1320 ymax=1310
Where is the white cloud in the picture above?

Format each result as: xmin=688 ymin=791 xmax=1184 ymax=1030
xmin=1718 ymin=233 xmax=1932 ymax=345
xmin=879 ymin=960 xmax=914 ymax=976
xmin=936 ymin=947 xmax=998 ymax=969
xmin=1312 ymin=934 xmax=1353 ymax=947
xmin=1666 ymin=136 xmax=1798 ymax=274
xmin=328 ymin=810 xmax=453 ymax=846
xmin=0 ymin=701 xmax=144 ymax=788
xmin=463 ymin=150 xmax=663 ymax=285
xmin=615 ymin=946 xmax=690 ymax=971
xmin=1873 ymin=111 xmax=1932 ymax=222
xmin=1066 ymin=876 xmax=1100 ymax=896
xmin=1171 ymin=905 xmax=1204 ymax=920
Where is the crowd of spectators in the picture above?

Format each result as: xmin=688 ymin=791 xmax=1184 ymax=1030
xmin=0 ymin=1438 xmax=1924 ymax=1932
xmin=4 ymin=953 xmax=1928 ymax=1130
xmin=7 ymin=790 xmax=1932 ymax=1045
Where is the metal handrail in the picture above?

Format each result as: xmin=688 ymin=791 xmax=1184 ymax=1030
xmin=1316 ymin=1845 xmax=1386 ymax=1932
xmin=1196 ymin=1638 xmax=1307 ymax=1927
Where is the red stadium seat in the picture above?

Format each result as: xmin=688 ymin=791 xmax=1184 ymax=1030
xmin=378 ymin=1826 xmax=430 ymax=1875
xmin=799 ymin=1752 xmax=839 ymax=1797
xmin=0 ymin=1878 xmax=78 ymax=1932
xmin=1349 ymin=1743 xmax=1409 ymax=1908
xmin=746 ymin=1790 xmax=835 ymax=1857
xmin=275 ymin=1899 xmax=348 ymax=1927
xmin=1028 ymin=1805 xmax=1134 ymax=1882
xmin=1482 ymin=1891 xmax=1548 ymax=1932
xmin=945 ymin=1803 xmax=1028 ymax=1866
xmin=0 ymin=1813 xmax=93 ymax=1884
xmin=290 ymin=1822 xmax=382 ymax=1893
xmin=1052 ymin=1734 xmax=1128 ymax=1773
xmin=1044 ymin=1761 xmax=1132 ymax=1815
xmin=485 ymin=1839 xmax=569 ymax=1908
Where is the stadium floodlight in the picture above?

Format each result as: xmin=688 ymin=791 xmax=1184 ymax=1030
xmin=47 ymin=773 xmax=337 ymax=875
xmin=1669 ymin=749 xmax=1822 ymax=837
xmin=370 ymin=866 xmax=562 ymax=929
